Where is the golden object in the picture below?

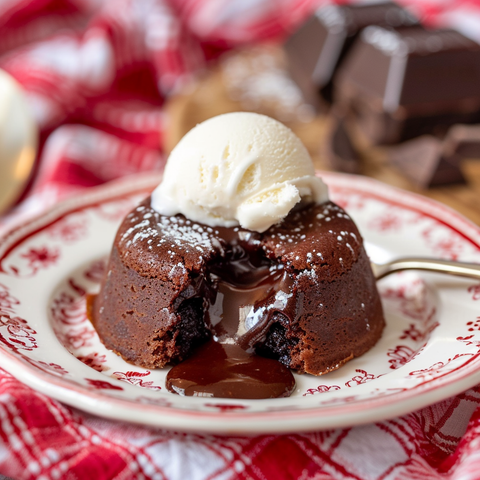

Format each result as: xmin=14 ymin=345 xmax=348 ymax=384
xmin=0 ymin=69 xmax=38 ymax=214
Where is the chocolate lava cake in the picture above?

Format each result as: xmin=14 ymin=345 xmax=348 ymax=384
xmin=91 ymin=197 xmax=384 ymax=376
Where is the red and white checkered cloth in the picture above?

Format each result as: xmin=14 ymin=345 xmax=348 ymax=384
xmin=2 ymin=0 xmax=480 ymax=479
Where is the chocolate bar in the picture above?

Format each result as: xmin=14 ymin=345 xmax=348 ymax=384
xmin=325 ymin=110 xmax=362 ymax=174
xmin=335 ymin=27 xmax=480 ymax=145
xmin=388 ymin=124 xmax=480 ymax=187
xmin=443 ymin=124 xmax=480 ymax=159
xmin=284 ymin=2 xmax=418 ymax=106
xmin=389 ymin=135 xmax=464 ymax=187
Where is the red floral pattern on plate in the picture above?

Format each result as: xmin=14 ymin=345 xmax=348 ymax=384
xmin=86 ymin=378 xmax=123 ymax=391
xmin=468 ymin=284 xmax=480 ymax=301
xmin=51 ymin=291 xmax=87 ymax=326
xmin=83 ymin=259 xmax=106 ymax=283
xmin=346 ymin=370 xmax=383 ymax=387
xmin=387 ymin=345 xmax=417 ymax=370
xmin=0 ymin=284 xmax=38 ymax=355
xmin=113 ymin=371 xmax=162 ymax=390
xmin=466 ymin=317 xmax=480 ymax=332
xmin=0 ymin=283 xmax=20 ymax=315
xmin=57 ymin=326 xmax=95 ymax=350
xmin=21 ymin=246 xmax=60 ymax=272
xmin=380 ymin=276 xmax=435 ymax=321
xmin=3 ymin=245 xmax=61 ymax=277
xmin=409 ymin=354 xmax=474 ymax=380
xmin=303 ymin=385 xmax=341 ymax=396
xmin=0 ymin=315 xmax=37 ymax=352
xmin=77 ymin=352 xmax=108 ymax=372
xmin=422 ymin=226 xmax=465 ymax=260
xmin=457 ymin=336 xmax=480 ymax=349
xmin=48 ymin=214 xmax=88 ymax=243
xmin=368 ymin=211 xmax=403 ymax=232
xmin=51 ymin=267 xmax=94 ymax=351
xmin=401 ymin=319 xmax=439 ymax=342
xmin=25 ymin=359 xmax=69 ymax=376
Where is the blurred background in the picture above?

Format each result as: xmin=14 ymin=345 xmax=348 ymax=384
xmin=2 ymin=0 xmax=480 ymax=232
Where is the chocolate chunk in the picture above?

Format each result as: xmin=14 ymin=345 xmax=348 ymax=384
xmin=284 ymin=2 xmax=418 ymax=105
xmin=325 ymin=111 xmax=362 ymax=174
xmin=335 ymin=27 xmax=480 ymax=145
xmin=443 ymin=124 xmax=480 ymax=159
xmin=389 ymin=135 xmax=465 ymax=187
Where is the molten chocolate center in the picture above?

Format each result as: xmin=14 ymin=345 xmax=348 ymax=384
xmin=166 ymin=240 xmax=296 ymax=399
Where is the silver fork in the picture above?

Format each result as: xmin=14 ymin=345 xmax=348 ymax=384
xmin=371 ymin=258 xmax=480 ymax=281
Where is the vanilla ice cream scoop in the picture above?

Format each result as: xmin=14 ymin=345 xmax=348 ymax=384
xmin=151 ymin=112 xmax=328 ymax=232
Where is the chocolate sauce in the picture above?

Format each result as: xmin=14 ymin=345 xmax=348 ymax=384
xmin=207 ymin=242 xmax=293 ymax=351
xmin=166 ymin=239 xmax=296 ymax=399
xmin=166 ymin=339 xmax=295 ymax=399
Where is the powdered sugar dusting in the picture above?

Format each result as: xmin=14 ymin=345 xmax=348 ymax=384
xmin=118 ymin=202 xmax=225 ymax=265
xmin=265 ymin=202 xmax=360 ymax=271
xmin=298 ymin=268 xmax=318 ymax=280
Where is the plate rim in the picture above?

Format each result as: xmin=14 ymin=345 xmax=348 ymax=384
xmin=0 ymin=171 xmax=480 ymax=434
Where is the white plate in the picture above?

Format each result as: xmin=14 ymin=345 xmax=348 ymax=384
xmin=1 ymin=172 xmax=480 ymax=434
